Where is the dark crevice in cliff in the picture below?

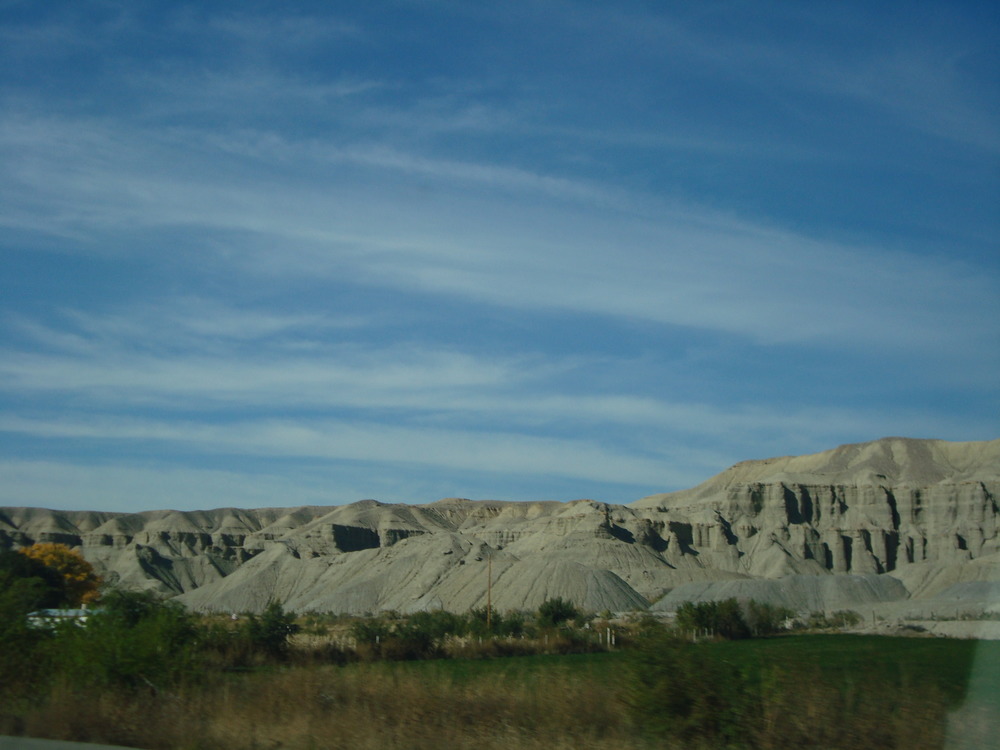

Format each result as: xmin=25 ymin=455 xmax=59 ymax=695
xmin=884 ymin=531 xmax=899 ymax=571
xmin=782 ymin=485 xmax=802 ymax=524
xmin=883 ymin=487 xmax=901 ymax=530
xmin=983 ymin=483 xmax=999 ymax=515
xmin=800 ymin=487 xmax=814 ymax=524
xmin=714 ymin=512 xmax=738 ymax=546
xmin=667 ymin=522 xmax=698 ymax=556
xmin=331 ymin=525 xmax=380 ymax=552
xmin=607 ymin=523 xmax=635 ymax=544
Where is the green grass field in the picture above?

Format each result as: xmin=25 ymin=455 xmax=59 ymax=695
xmin=347 ymin=634 xmax=999 ymax=749
xmin=4 ymin=634 xmax=998 ymax=749
xmin=354 ymin=647 xmax=623 ymax=682
xmin=358 ymin=634 xmax=996 ymax=698
xmin=709 ymin=634 xmax=995 ymax=700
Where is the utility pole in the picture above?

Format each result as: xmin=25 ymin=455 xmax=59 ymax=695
xmin=486 ymin=551 xmax=492 ymax=632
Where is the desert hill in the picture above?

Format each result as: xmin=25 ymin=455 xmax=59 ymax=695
xmin=1 ymin=437 xmax=997 ymax=616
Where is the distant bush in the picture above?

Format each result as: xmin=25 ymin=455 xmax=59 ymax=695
xmin=349 ymin=613 xmax=440 ymax=661
xmin=349 ymin=616 xmax=393 ymax=645
xmin=674 ymin=598 xmax=793 ymax=640
xmin=243 ymin=601 xmax=300 ymax=659
xmin=807 ymin=609 xmax=863 ymax=630
xmin=537 ymin=597 xmax=579 ymax=628
xmin=401 ymin=609 xmax=467 ymax=640
xmin=469 ymin=606 xmax=525 ymax=638
xmin=675 ymin=598 xmax=750 ymax=640
xmin=832 ymin=609 xmax=862 ymax=627
xmin=745 ymin=600 xmax=795 ymax=636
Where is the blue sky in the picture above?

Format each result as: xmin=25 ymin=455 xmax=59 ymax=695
xmin=1 ymin=1 xmax=997 ymax=512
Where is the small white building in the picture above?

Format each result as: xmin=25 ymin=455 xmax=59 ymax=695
xmin=27 ymin=608 xmax=96 ymax=628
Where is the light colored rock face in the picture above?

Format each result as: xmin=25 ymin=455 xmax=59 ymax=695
xmin=634 ymin=438 xmax=1000 ymax=595
xmin=2 ymin=437 xmax=997 ymax=614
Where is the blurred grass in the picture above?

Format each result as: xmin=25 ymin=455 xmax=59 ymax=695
xmin=358 ymin=648 xmax=623 ymax=682
xmin=709 ymin=634 xmax=988 ymax=704
xmin=3 ymin=635 xmax=996 ymax=750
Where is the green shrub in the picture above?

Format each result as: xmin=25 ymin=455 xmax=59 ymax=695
xmin=53 ymin=590 xmax=199 ymax=691
xmin=745 ymin=600 xmax=794 ymax=636
xmin=675 ymin=598 xmax=751 ymax=640
xmin=831 ymin=609 xmax=862 ymax=627
xmin=467 ymin=606 xmax=525 ymax=637
xmin=406 ymin=609 xmax=469 ymax=640
xmin=0 ymin=548 xmax=67 ymax=610
xmin=0 ymin=577 xmax=56 ymax=703
xmin=350 ymin=616 xmax=392 ymax=645
xmin=243 ymin=601 xmax=300 ymax=659
xmin=537 ymin=597 xmax=578 ymax=628
xmin=806 ymin=609 xmax=863 ymax=630
xmin=98 ymin=588 xmax=165 ymax=627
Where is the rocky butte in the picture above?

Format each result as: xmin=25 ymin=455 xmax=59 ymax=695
xmin=1 ymin=437 xmax=997 ymax=617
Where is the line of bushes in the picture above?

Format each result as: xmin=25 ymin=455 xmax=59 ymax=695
xmin=673 ymin=598 xmax=794 ymax=639
xmin=325 ymin=596 xmax=610 ymax=661
xmin=3 ymin=554 xmax=815 ymax=708
xmin=0 ymin=577 xmax=603 ymax=707
xmin=0 ymin=585 xmax=305 ymax=709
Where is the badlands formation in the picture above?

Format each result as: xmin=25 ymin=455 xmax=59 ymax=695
xmin=1 ymin=437 xmax=998 ymax=618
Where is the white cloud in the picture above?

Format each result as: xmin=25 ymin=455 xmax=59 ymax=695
xmin=4 ymin=297 xmax=988 ymax=442
xmin=62 ymin=300 xmax=372 ymax=347
xmin=0 ymin=4 xmax=995 ymax=516
xmin=0 ymin=460 xmax=341 ymax=513
xmin=580 ymin=4 xmax=1000 ymax=153
xmin=2 ymin=113 xmax=994 ymax=363
xmin=0 ymin=347 xmax=524 ymax=409
xmin=0 ymin=414 xmax=686 ymax=488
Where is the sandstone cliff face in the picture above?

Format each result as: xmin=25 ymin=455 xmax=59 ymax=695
xmin=634 ymin=438 xmax=1000 ymax=592
xmin=2 ymin=437 xmax=997 ymax=614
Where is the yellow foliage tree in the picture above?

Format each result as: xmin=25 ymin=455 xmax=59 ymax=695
xmin=18 ymin=543 xmax=102 ymax=606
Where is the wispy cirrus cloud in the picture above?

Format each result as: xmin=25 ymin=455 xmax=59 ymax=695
xmin=0 ymin=414 xmax=680 ymax=487
xmin=562 ymin=3 xmax=1000 ymax=153
xmin=0 ymin=3 xmax=995 ymax=512
xmin=3 ymin=300 xmax=991 ymax=456
xmin=0 ymin=342 xmax=524 ymax=411
xmin=0 ymin=459 xmax=345 ymax=513
xmin=3 ymin=113 xmax=995 ymax=365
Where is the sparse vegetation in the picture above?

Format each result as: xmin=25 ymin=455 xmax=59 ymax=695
xmin=53 ymin=590 xmax=200 ymax=692
xmin=536 ymin=596 xmax=579 ymax=628
xmin=1 ymin=633 xmax=994 ymax=750
xmin=673 ymin=598 xmax=793 ymax=640
xmin=805 ymin=609 xmax=864 ymax=630
xmin=0 ymin=576 xmax=995 ymax=749
xmin=244 ymin=600 xmax=300 ymax=659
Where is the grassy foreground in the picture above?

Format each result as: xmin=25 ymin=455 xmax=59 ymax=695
xmin=3 ymin=636 xmax=997 ymax=750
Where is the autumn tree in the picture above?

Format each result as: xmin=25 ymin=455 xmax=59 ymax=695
xmin=18 ymin=543 xmax=101 ymax=606
xmin=0 ymin=548 xmax=66 ymax=610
